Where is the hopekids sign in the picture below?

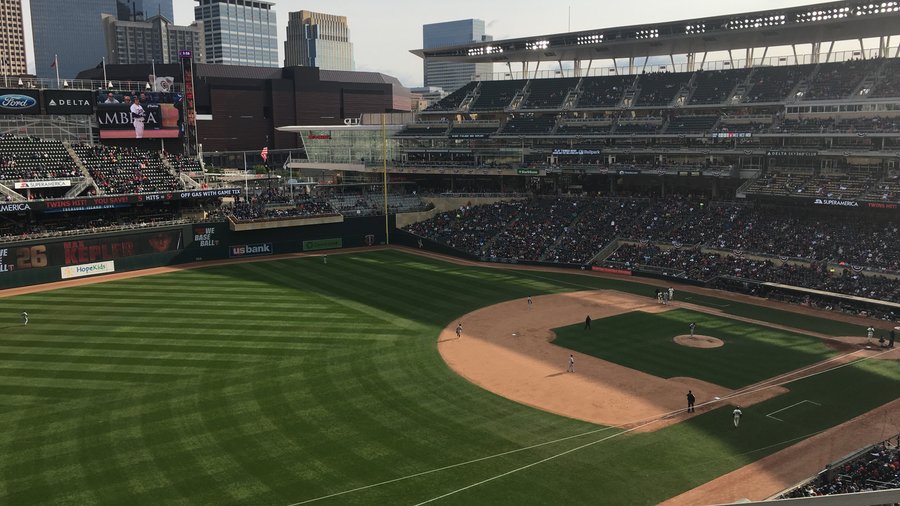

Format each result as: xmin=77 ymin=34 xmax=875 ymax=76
xmin=60 ymin=260 xmax=115 ymax=280
xmin=229 ymin=243 xmax=273 ymax=258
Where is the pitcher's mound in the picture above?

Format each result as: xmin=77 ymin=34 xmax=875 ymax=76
xmin=674 ymin=335 xmax=724 ymax=348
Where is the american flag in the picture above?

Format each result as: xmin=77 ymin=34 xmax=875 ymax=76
xmin=260 ymin=146 xmax=269 ymax=162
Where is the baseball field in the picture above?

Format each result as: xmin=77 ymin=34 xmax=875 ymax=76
xmin=0 ymin=248 xmax=898 ymax=505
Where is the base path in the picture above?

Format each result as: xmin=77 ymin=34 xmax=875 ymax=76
xmin=439 ymin=291 xmax=786 ymax=430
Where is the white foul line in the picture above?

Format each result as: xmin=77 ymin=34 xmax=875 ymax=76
xmin=289 ymin=346 xmax=897 ymax=505
xmin=766 ymin=400 xmax=822 ymax=422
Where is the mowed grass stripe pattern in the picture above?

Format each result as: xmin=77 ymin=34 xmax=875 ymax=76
xmin=0 ymin=252 xmax=596 ymax=505
xmin=0 ymin=250 xmax=896 ymax=505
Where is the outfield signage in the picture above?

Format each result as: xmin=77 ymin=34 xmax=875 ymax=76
xmin=60 ymin=260 xmax=115 ymax=280
xmin=193 ymin=225 xmax=220 ymax=247
xmin=766 ymin=150 xmax=818 ymax=157
xmin=43 ymin=90 xmax=94 ymax=115
xmin=0 ymin=230 xmax=183 ymax=273
xmin=229 ymin=243 xmax=273 ymax=258
xmin=0 ymin=248 xmax=14 ymax=273
xmin=14 ymin=180 xmax=72 ymax=189
xmin=516 ymin=168 xmax=540 ymax=175
xmin=303 ymin=238 xmax=342 ymax=251
xmin=3 ymin=188 xmax=242 ymax=214
xmin=552 ymin=149 xmax=601 ymax=155
xmin=813 ymin=198 xmax=859 ymax=207
xmin=0 ymin=89 xmax=41 ymax=115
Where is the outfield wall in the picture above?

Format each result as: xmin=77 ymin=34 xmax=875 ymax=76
xmin=0 ymin=216 xmax=393 ymax=289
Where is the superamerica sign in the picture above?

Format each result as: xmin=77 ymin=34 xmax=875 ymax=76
xmin=0 ymin=189 xmax=243 ymax=214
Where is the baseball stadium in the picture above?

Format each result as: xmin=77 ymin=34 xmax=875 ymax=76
xmin=2 ymin=1 xmax=900 ymax=505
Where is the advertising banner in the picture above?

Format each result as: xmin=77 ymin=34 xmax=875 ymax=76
xmin=14 ymin=180 xmax=72 ymax=189
xmin=0 ymin=89 xmax=41 ymax=115
xmin=60 ymin=260 xmax=115 ymax=280
xmin=96 ymin=102 xmax=181 ymax=139
xmin=0 ymin=230 xmax=183 ymax=274
xmin=303 ymin=238 xmax=342 ymax=251
xmin=42 ymin=90 xmax=95 ymax=115
xmin=0 ymin=188 xmax=242 ymax=215
xmin=229 ymin=243 xmax=273 ymax=258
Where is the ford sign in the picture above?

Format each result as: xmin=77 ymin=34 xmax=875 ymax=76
xmin=0 ymin=94 xmax=37 ymax=111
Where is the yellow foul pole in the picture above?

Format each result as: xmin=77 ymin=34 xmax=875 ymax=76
xmin=382 ymin=113 xmax=390 ymax=245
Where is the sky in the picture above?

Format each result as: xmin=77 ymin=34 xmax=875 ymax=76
xmin=171 ymin=0 xmax=829 ymax=87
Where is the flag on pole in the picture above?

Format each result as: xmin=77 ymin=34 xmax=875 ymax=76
xmin=260 ymin=146 xmax=269 ymax=162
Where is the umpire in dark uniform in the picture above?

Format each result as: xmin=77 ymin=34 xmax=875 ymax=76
xmin=687 ymin=390 xmax=696 ymax=413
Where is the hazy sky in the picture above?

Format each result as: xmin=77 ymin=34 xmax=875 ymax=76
xmin=170 ymin=0 xmax=830 ymax=87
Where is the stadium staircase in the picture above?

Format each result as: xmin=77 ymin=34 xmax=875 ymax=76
xmin=727 ymin=71 xmax=756 ymax=105
xmin=160 ymin=156 xmax=201 ymax=189
xmin=788 ymin=65 xmax=818 ymax=102
xmin=850 ymin=66 xmax=881 ymax=98
xmin=508 ymin=82 xmax=529 ymax=111
xmin=0 ymin=182 xmax=26 ymax=201
xmin=588 ymin=237 xmax=625 ymax=265
xmin=675 ymin=73 xmax=698 ymax=107
xmin=63 ymin=141 xmax=98 ymax=197
xmin=458 ymin=82 xmax=481 ymax=113
xmin=560 ymin=79 xmax=582 ymax=110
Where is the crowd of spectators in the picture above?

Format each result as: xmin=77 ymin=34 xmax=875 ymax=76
xmin=780 ymin=439 xmax=900 ymax=498
xmin=74 ymin=144 xmax=182 ymax=195
xmin=405 ymin=195 xmax=899 ymax=304
xmin=227 ymin=197 xmax=338 ymax=222
xmin=603 ymin=244 xmax=899 ymax=302
xmin=0 ymin=212 xmax=184 ymax=242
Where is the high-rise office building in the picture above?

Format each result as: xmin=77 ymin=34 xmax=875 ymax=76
xmin=31 ymin=0 xmax=118 ymax=79
xmin=194 ymin=0 xmax=278 ymax=67
xmin=0 ymin=0 xmax=27 ymax=77
xmin=423 ymin=19 xmax=493 ymax=94
xmin=102 ymin=14 xmax=204 ymax=65
xmin=30 ymin=0 xmax=174 ymax=79
xmin=116 ymin=0 xmax=174 ymax=22
xmin=284 ymin=10 xmax=354 ymax=71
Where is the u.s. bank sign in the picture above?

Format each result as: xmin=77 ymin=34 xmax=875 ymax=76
xmin=42 ymin=90 xmax=94 ymax=115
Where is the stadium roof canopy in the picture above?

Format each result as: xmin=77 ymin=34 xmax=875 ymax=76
xmin=411 ymin=1 xmax=900 ymax=64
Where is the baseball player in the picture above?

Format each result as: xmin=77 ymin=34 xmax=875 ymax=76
xmin=687 ymin=390 xmax=695 ymax=413
xmin=323 ymin=255 xmax=327 ymax=264
xmin=456 ymin=322 xmax=462 ymax=339
xmin=866 ymin=326 xmax=875 ymax=344
xmin=584 ymin=315 xmax=591 ymax=330
xmin=662 ymin=291 xmax=670 ymax=305
xmin=130 ymin=95 xmax=146 ymax=138
xmin=567 ymin=354 xmax=575 ymax=373
xmin=21 ymin=311 xmax=28 ymax=326
xmin=527 ymin=295 xmax=532 ymax=307
xmin=689 ymin=322 xmax=696 ymax=337
xmin=733 ymin=406 xmax=743 ymax=427
xmin=668 ymin=287 xmax=675 ymax=301
xmin=657 ymin=290 xmax=664 ymax=304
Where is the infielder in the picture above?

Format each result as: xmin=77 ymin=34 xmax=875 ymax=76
xmin=527 ymin=295 xmax=532 ymax=307
xmin=657 ymin=290 xmax=664 ymax=304
xmin=662 ymin=291 xmax=670 ymax=305
xmin=456 ymin=322 xmax=462 ymax=339
xmin=689 ymin=322 xmax=696 ymax=337
xmin=668 ymin=287 xmax=674 ymax=301
xmin=866 ymin=326 xmax=875 ymax=344
xmin=567 ymin=354 xmax=575 ymax=373
xmin=21 ymin=311 xmax=28 ymax=326
xmin=131 ymin=96 xmax=146 ymax=138
xmin=733 ymin=407 xmax=743 ymax=427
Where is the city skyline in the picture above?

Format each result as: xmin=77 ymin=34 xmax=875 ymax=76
xmin=18 ymin=0 xmax=881 ymax=85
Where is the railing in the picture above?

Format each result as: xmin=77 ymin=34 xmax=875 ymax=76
xmin=0 ymin=219 xmax=190 ymax=245
xmin=0 ymin=76 xmax=184 ymax=93
xmin=473 ymin=48 xmax=885 ymax=81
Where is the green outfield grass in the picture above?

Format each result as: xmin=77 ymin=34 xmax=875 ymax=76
xmin=0 ymin=250 xmax=897 ymax=505
xmin=552 ymin=308 xmax=836 ymax=388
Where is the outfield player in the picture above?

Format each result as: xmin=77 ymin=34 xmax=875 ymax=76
xmin=21 ymin=311 xmax=28 ymax=326
xmin=456 ymin=322 xmax=462 ymax=339
xmin=733 ymin=406 xmax=743 ymax=427
xmin=567 ymin=354 xmax=575 ymax=373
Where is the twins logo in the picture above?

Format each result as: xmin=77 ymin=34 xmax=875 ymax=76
xmin=0 ymin=94 xmax=37 ymax=110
